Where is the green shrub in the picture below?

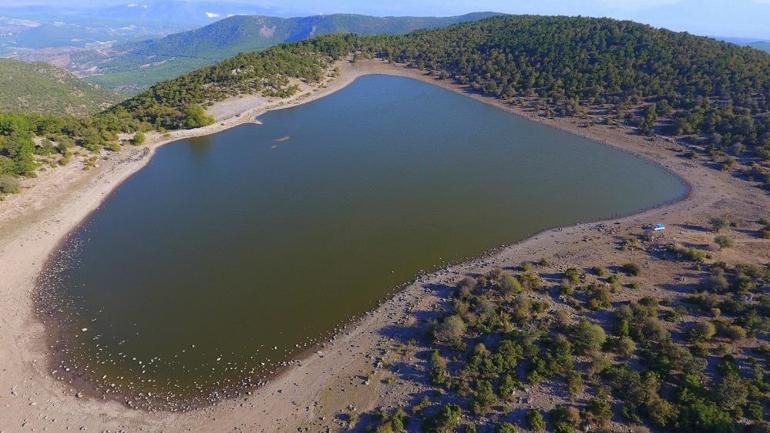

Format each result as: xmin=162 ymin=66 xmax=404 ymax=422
xmin=621 ymin=263 xmax=641 ymax=276
xmin=572 ymin=320 xmax=607 ymax=354
xmin=586 ymin=388 xmax=612 ymax=427
xmin=499 ymin=272 xmax=523 ymax=294
xmin=549 ymin=406 xmax=580 ymax=433
xmin=586 ymin=285 xmax=611 ymax=310
xmin=564 ymin=268 xmax=582 ymax=285
xmin=718 ymin=323 xmax=747 ymax=341
xmin=374 ymin=408 xmax=408 ymax=433
xmin=520 ymin=272 xmax=544 ymax=291
xmin=567 ymin=370 xmax=584 ymax=395
xmin=423 ymin=403 xmax=462 ymax=433
xmin=471 ymin=379 xmax=498 ymax=414
xmin=511 ymin=295 xmax=532 ymax=322
xmin=616 ymin=336 xmax=636 ymax=356
xmin=747 ymin=401 xmax=765 ymax=421
xmin=526 ymin=410 xmax=546 ymax=432
xmin=715 ymin=373 xmax=748 ymax=412
xmin=131 ymin=131 xmax=146 ymax=145
xmin=0 ymin=175 xmax=20 ymax=194
xmin=705 ymin=269 xmax=730 ymax=292
xmin=429 ymin=350 xmax=448 ymax=386
xmin=498 ymin=374 xmax=516 ymax=400
xmin=433 ymin=315 xmax=466 ymax=345
xmin=710 ymin=217 xmax=730 ymax=233
xmin=676 ymin=397 xmax=733 ymax=433
xmin=689 ymin=321 xmax=716 ymax=341
xmin=182 ymin=105 xmax=215 ymax=129
xmin=714 ymin=235 xmax=734 ymax=249
xmin=667 ymin=244 xmax=707 ymax=262
xmin=497 ymin=422 xmax=517 ymax=433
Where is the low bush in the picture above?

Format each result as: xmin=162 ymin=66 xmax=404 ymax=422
xmin=689 ymin=321 xmax=716 ymax=341
xmin=497 ymin=422 xmax=517 ymax=433
xmin=423 ymin=404 xmax=462 ymax=433
xmin=0 ymin=175 xmax=20 ymax=194
xmin=714 ymin=235 xmax=734 ymax=249
xmin=621 ymin=263 xmax=641 ymax=276
xmin=131 ymin=131 xmax=146 ymax=145
xmin=526 ymin=410 xmax=546 ymax=432
xmin=572 ymin=320 xmax=607 ymax=354
xmin=710 ymin=217 xmax=730 ymax=233
xmin=433 ymin=315 xmax=466 ymax=346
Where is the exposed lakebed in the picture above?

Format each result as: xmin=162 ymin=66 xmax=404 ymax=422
xmin=39 ymin=75 xmax=687 ymax=408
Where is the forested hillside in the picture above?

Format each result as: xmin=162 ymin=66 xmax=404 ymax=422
xmin=368 ymin=16 xmax=770 ymax=155
xmin=116 ymin=16 xmax=770 ymax=158
xmin=77 ymin=12 xmax=498 ymax=92
xmin=4 ymin=15 xmax=770 ymax=191
xmin=0 ymin=59 xmax=118 ymax=116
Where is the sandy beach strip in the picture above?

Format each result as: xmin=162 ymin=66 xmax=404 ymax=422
xmin=0 ymin=59 xmax=767 ymax=433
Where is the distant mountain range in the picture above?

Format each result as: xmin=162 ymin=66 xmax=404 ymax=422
xmin=67 ymin=12 xmax=499 ymax=93
xmin=0 ymin=59 xmax=118 ymax=116
xmin=0 ymin=1 xmax=307 ymax=50
xmin=718 ymin=36 xmax=770 ymax=53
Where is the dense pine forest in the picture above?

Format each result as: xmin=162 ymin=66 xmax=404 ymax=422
xmin=3 ymin=15 xmax=770 ymax=189
xmin=370 ymin=16 xmax=770 ymax=153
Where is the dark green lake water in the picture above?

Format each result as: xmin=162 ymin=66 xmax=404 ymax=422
xmin=42 ymin=75 xmax=686 ymax=405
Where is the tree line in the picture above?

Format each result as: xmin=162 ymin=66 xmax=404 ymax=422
xmin=4 ymin=15 xmax=770 ymax=188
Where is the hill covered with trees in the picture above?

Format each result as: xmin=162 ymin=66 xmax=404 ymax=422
xmin=367 ymin=16 xmax=770 ymax=156
xmin=0 ymin=59 xmax=118 ymax=116
xmin=115 ymin=15 xmax=770 ymax=159
xmin=4 ymin=15 xmax=770 ymax=191
xmin=74 ymin=12 xmax=499 ymax=92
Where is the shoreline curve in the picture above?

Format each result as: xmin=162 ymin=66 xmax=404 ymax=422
xmin=0 ymin=59 xmax=750 ymax=433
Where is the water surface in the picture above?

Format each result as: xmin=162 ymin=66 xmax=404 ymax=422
xmin=43 ymin=75 xmax=686 ymax=405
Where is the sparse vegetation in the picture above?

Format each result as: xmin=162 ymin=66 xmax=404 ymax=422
xmin=357 ymin=217 xmax=770 ymax=433
xmin=131 ymin=131 xmax=146 ymax=145
xmin=0 ymin=174 xmax=20 ymax=194
xmin=621 ymin=262 xmax=641 ymax=276
xmin=0 ymin=59 xmax=119 ymax=116
xmin=715 ymin=235 xmax=735 ymax=249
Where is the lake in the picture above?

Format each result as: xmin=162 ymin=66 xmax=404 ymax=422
xmin=40 ymin=75 xmax=686 ymax=406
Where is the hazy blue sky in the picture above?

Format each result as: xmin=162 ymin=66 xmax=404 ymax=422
xmin=6 ymin=0 xmax=770 ymax=39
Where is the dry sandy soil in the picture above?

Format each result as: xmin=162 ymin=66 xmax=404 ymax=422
xmin=0 ymin=59 xmax=768 ymax=433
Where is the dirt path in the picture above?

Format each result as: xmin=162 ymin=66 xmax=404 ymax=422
xmin=0 ymin=60 xmax=767 ymax=433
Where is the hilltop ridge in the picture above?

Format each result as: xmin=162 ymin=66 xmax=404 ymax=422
xmin=70 ymin=12 xmax=500 ymax=92
xmin=0 ymin=58 xmax=118 ymax=116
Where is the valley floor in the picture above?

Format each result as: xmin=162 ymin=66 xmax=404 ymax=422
xmin=0 ymin=60 xmax=767 ymax=432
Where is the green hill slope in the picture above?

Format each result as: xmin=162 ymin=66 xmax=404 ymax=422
xmin=116 ymin=16 xmax=770 ymax=155
xmin=0 ymin=59 xmax=119 ymax=115
xmin=6 ymin=15 xmax=770 ymax=185
xmin=77 ymin=12 xmax=499 ymax=92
